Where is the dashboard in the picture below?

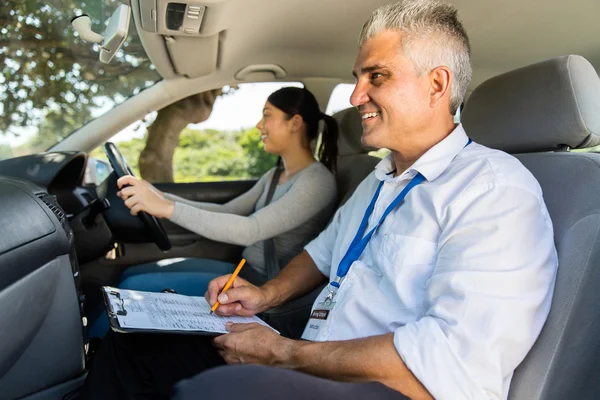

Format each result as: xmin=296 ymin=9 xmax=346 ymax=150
xmin=0 ymin=152 xmax=91 ymax=214
xmin=0 ymin=151 xmax=119 ymax=265
xmin=0 ymin=168 xmax=88 ymax=398
xmin=0 ymin=151 xmax=159 ymax=265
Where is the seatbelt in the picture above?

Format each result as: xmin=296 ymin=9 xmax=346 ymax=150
xmin=263 ymin=161 xmax=283 ymax=280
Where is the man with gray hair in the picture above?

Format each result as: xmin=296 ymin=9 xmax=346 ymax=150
xmin=82 ymin=1 xmax=557 ymax=399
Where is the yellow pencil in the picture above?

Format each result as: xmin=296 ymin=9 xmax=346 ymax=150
xmin=210 ymin=258 xmax=246 ymax=314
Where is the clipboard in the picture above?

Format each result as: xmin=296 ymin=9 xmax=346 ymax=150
xmin=102 ymin=287 xmax=223 ymax=335
xmin=101 ymin=286 xmax=277 ymax=336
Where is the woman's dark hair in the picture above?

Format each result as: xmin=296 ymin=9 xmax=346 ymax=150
xmin=267 ymin=87 xmax=338 ymax=172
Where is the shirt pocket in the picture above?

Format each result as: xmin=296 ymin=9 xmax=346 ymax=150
xmin=377 ymin=234 xmax=438 ymax=310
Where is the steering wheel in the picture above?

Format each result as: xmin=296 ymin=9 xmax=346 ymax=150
xmin=104 ymin=142 xmax=171 ymax=251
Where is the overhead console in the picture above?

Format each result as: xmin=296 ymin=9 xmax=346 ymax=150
xmin=137 ymin=0 xmax=230 ymax=78
xmin=139 ymin=0 xmax=206 ymax=36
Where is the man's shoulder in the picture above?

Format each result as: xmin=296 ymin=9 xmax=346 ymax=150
xmin=451 ymin=142 xmax=543 ymax=198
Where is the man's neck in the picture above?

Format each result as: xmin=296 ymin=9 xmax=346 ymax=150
xmin=390 ymin=120 xmax=457 ymax=177
xmin=391 ymin=153 xmax=419 ymax=178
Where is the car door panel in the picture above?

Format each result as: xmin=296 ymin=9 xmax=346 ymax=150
xmin=156 ymin=180 xmax=256 ymax=205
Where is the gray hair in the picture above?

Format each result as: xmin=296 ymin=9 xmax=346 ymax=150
xmin=359 ymin=0 xmax=471 ymax=115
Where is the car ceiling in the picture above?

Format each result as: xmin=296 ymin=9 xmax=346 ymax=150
xmin=138 ymin=0 xmax=600 ymax=91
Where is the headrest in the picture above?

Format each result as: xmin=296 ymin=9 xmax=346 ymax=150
xmin=333 ymin=108 xmax=376 ymax=156
xmin=462 ymin=55 xmax=600 ymax=153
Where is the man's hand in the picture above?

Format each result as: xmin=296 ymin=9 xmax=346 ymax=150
xmin=117 ymin=175 xmax=174 ymax=218
xmin=205 ymin=275 xmax=274 ymax=317
xmin=212 ymin=322 xmax=296 ymax=366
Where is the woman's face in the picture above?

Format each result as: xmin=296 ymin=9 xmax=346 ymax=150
xmin=255 ymin=102 xmax=297 ymax=154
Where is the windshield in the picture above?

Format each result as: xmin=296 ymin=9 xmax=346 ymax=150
xmin=0 ymin=0 xmax=161 ymax=161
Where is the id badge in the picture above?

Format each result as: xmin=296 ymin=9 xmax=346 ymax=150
xmin=301 ymin=301 xmax=336 ymax=341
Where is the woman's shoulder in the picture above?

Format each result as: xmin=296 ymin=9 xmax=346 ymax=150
xmin=302 ymin=161 xmax=333 ymax=177
xmin=297 ymin=162 xmax=337 ymax=189
xmin=257 ymin=166 xmax=278 ymax=182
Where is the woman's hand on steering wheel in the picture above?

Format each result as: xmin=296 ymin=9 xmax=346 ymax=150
xmin=117 ymin=175 xmax=174 ymax=219
xmin=138 ymin=178 xmax=166 ymax=197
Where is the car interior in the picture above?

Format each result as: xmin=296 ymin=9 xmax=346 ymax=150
xmin=1 ymin=0 xmax=600 ymax=399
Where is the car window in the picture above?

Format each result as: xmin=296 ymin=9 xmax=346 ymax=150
xmin=89 ymin=82 xmax=303 ymax=184
xmin=325 ymin=83 xmax=355 ymax=115
xmin=324 ymin=83 xmax=390 ymax=159
xmin=0 ymin=0 xmax=161 ymax=161
xmin=369 ymin=148 xmax=390 ymax=159
xmin=573 ymin=145 xmax=600 ymax=153
xmin=454 ymin=104 xmax=462 ymax=123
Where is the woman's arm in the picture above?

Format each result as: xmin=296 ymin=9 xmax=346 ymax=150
xmin=163 ymin=170 xmax=273 ymax=215
xmin=116 ymin=169 xmax=274 ymax=218
xmin=169 ymin=166 xmax=336 ymax=246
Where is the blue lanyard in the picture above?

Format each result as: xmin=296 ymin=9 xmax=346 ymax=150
xmin=327 ymin=139 xmax=472 ymax=299
xmin=328 ymin=173 xmax=425 ymax=293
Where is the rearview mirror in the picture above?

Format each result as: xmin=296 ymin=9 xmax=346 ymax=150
xmin=100 ymin=4 xmax=131 ymax=64
xmin=71 ymin=4 xmax=131 ymax=64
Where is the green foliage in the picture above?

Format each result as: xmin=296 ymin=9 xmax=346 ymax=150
xmin=174 ymin=127 xmax=275 ymax=182
xmin=90 ymin=137 xmax=144 ymax=177
xmin=0 ymin=145 xmax=13 ymax=160
xmin=89 ymin=126 xmax=277 ymax=183
xmin=239 ymin=128 xmax=278 ymax=176
xmin=1 ymin=0 xmax=160 ymax=156
xmin=369 ymin=148 xmax=390 ymax=159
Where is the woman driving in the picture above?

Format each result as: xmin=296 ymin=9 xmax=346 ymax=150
xmin=111 ymin=87 xmax=338 ymax=298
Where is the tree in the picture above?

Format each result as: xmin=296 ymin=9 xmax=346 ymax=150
xmin=1 ymin=0 xmax=223 ymax=180
xmin=139 ymin=89 xmax=222 ymax=182
xmin=90 ymin=126 xmax=275 ymax=183
xmin=173 ymin=127 xmax=254 ymax=182
xmin=1 ymin=1 xmax=155 ymax=148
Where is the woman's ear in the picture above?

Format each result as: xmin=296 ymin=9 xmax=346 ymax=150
xmin=290 ymin=114 xmax=304 ymax=132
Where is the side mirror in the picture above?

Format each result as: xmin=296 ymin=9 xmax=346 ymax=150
xmin=84 ymin=158 xmax=113 ymax=186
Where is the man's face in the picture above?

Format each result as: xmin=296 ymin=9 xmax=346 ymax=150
xmin=351 ymin=30 xmax=433 ymax=150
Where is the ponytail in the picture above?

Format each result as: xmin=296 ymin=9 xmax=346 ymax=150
xmin=317 ymin=113 xmax=339 ymax=173
xmin=267 ymin=87 xmax=339 ymax=173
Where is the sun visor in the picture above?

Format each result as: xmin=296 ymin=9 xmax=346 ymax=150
xmin=165 ymin=33 xmax=219 ymax=78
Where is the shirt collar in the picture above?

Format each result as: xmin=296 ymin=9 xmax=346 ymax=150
xmin=374 ymin=124 xmax=470 ymax=183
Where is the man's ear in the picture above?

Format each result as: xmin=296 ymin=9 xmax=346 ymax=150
xmin=429 ymin=66 xmax=452 ymax=109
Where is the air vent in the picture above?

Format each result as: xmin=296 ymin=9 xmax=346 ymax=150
xmin=36 ymin=193 xmax=71 ymax=238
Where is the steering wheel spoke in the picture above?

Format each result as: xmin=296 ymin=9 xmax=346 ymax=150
xmin=104 ymin=142 xmax=172 ymax=251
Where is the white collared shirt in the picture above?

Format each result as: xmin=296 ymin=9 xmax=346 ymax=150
xmin=304 ymin=124 xmax=558 ymax=400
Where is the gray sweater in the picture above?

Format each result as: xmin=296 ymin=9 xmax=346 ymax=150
xmin=165 ymin=162 xmax=337 ymax=278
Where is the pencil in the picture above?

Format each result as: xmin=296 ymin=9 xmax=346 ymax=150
xmin=210 ymin=258 xmax=246 ymax=314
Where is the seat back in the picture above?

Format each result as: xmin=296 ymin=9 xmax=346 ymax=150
xmin=462 ymin=55 xmax=600 ymax=400
xmin=332 ymin=108 xmax=380 ymax=205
